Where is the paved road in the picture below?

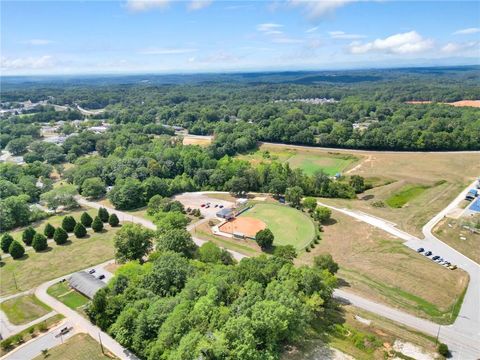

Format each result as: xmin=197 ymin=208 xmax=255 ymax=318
xmin=1 ymin=320 xmax=79 ymax=360
xmin=319 ymin=179 xmax=480 ymax=359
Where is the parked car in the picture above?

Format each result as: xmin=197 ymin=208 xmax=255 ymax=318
xmin=432 ymin=255 xmax=440 ymax=260
xmin=448 ymin=265 xmax=457 ymax=270
xmin=425 ymin=251 xmax=432 ymax=256
xmin=215 ymin=204 xmax=218 ymax=208
xmin=219 ymin=205 xmax=224 ymax=208
xmin=201 ymin=204 xmax=205 ymax=207
xmin=98 ymin=274 xmax=106 ymax=280
xmin=417 ymin=247 xmax=424 ymax=253
xmin=59 ymin=327 xmax=69 ymax=335
xmin=88 ymin=269 xmax=96 ymax=274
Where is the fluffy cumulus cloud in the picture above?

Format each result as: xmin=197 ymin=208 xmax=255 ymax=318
xmin=126 ymin=0 xmax=170 ymax=12
xmin=188 ymin=0 xmax=212 ymax=11
xmin=349 ymin=31 xmax=433 ymax=54
xmin=290 ymin=0 xmax=356 ymax=18
xmin=0 ymin=55 xmax=55 ymax=70
xmin=328 ymin=30 xmax=365 ymax=40
xmin=453 ymin=27 xmax=480 ymax=35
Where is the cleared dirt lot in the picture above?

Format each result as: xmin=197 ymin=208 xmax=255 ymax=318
xmin=296 ymin=211 xmax=469 ymax=323
xmin=219 ymin=217 xmax=266 ymax=238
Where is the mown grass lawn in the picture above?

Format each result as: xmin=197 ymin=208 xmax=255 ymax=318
xmin=32 ymin=333 xmax=115 ymax=360
xmin=242 ymin=203 xmax=316 ymax=250
xmin=287 ymin=153 xmax=356 ymax=176
xmin=0 ymin=227 xmax=118 ymax=296
xmin=47 ymin=281 xmax=89 ymax=309
xmin=0 ymin=294 xmax=51 ymax=325
xmin=385 ymin=184 xmax=430 ymax=208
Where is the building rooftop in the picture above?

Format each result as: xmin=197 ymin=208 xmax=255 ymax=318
xmin=68 ymin=271 xmax=106 ymax=299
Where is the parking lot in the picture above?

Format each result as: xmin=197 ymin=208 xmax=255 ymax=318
xmin=83 ymin=263 xmax=114 ymax=284
xmin=174 ymin=192 xmax=234 ymax=218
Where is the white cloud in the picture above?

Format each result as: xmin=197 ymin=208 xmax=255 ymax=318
xmin=306 ymin=26 xmax=319 ymax=33
xmin=24 ymin=39 xmax=53 ymax=46
xmin=139 ymin=47 xmax=198 ymax=55
xmin=290 ymin=0 xmax=356 ymax=18
xmin=1 ymin=55 xmax=55 ymax=70
xmin=349 ymin=31 xmax=433 ymax=54
xmin=126 ymin=0 xmax=170 ymax=12
xmin=257 ymin=23 xmax=283 ymax=32
xmin=441 ymin=41 xmax=479 ymax=54
xmin=188 ymin=0 xmax=212 ymax=11
xmin=453 ymin=27 xmax=480 ymax=35
xmin=328 ymin=31 xmax=365 ymax=40
xmin=256 ymin=22 xmax=303 ymax=44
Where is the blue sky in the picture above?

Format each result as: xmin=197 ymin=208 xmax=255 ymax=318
xmin=1 ymin=0 xmax=479 ymax=75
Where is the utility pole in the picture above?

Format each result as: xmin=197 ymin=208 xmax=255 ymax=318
xmin=98 ymin=332 xmax=105 ymax=354
xmin=12 ymin=270 xmax=18 ymax=291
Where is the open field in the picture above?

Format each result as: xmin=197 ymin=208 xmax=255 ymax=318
xmin=385 ymin=183 xmax=430 ymax=208
xmin=0 ymin=294 xmax=51 ymax=325
xmin=182 ymin=135 xmax=212 ymax=146
xmin=306 ymin=148 xmax=480 ymax=237
xmin=433 ymin=216 xmax=480 ymax=264
xmin=47 ymin=281 xmax=89 ymax=309
xmin=0 ymin=227 xmax=118 ymax=296
xmin=406 ymin=100 xmax=480 ymax=108
xmin=296 ymin=211 xmax=469 ymax=323
xmin=284 ymin=304 xmax=440 ymax=360
xmin=241 ymin=203 xmax=316 ymax=250
xmin=33 ymin=333 xmax=116 ymax=360
xmin=7 ymin=207 xmax=98 ymax=243
xmin=237 ymin=145 xmax=358 ymax=176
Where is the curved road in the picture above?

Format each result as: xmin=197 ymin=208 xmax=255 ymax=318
xmin=318 ymin=179 xmax=480 ymax=359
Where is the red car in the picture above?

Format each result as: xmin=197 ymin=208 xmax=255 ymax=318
xmin=201 ymin=204 xmax=205 ymax=207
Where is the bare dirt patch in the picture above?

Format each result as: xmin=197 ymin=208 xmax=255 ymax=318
xmin=182 ymin=135 xmax=212 ymax=146
xmin=448 ymin=100 xmax=480 ymax=108
xmin=219 ymin=217 xmax=266 ymax=238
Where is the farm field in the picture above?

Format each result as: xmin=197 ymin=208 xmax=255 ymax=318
xmin=237 ymin=144 xmax=358 ymax=176
xmin=0 ymin=226 xmax=118 ymax=296
xmin=296 ymin=211 xmax=469 ymax=324
xmin=32 ymin=333 xmax=115 ymax=360
xmin=433 ymin=216 xmax=480 ymax=264
xmin=241 ymin=203 xmax=316 ymax=250
xmin=47 ymin=281 xmax=89 ymax=310
xmin=182 ymin=134 xmax=212 ymax=146
xmin=0 ymin=294 xmax=51 ymax=325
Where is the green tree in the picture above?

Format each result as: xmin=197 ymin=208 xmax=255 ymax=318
xmin=0 ymin=195 xmax=32 ymax=231
xmin=91 ymin=216 xmax=104 ymax=232
xmin=438 ymin=343 xmax=449 ymax=357
xmin=9 ymin=240 xmax=25 ymax=259
xmin=43 ymin=223 xmax=55 ymax=239
xmin=314 ymin=206 xmax=332 ymax=224
xmin=61 ymin=216 xmax=76 ymax=232
xmin=156 ymin=228 xmax=197 ymax=258
xmin=40 ymin=184 xmax=78 ymax=211
xmin=98 ymin=207 xmax=109 ymax=223
xmin=81 ymin=177 xmax=106 ymax=199
xmin=313 ymin=254 xmax=339 ymax=274
xmin=80 ymin=212 xmax=93 ymax=227
xmin=74 ymin=223 xmax=87 ymax=238
xmin=32 ymin=233 xmax=48 ymax=252
xmin=108 ymin=213 xmax=120 ymax=227
xmin=285 ymin=186 xmax=304 ymax=208
xmin=255 ymin=228 xmax=274 ymax=250
xmin=198 ymin=241 xmax=234 ymax=265
xmin=1 ymin=233 xmax=14 ymax=253
xmin=303 ymin=197 xmax=317 ymax=213
xmin=273 ymin=245 xmax=297 ymax=262
xmin=108 ymin=178 xmax=145 ymax=210
xmin=349 ymin=175 xmax=366 ymax=194
xmin=114 ymin=224 xmax=153 ymax=263
xmin=53 ymin=227 xmax=68 ymax=245
xmin=22 ymin=226 xmax=36 ymax=246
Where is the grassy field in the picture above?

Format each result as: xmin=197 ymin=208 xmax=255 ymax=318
xmin=33 ymin=333 xmax=116 ymax=360
xmin=283 ymin=304 xmax=441 ymax=360
xmin=0 ymin=226 xmax=118 ymax=296
xmin=242 ymin=203 xmax=316 ymax=250
xmin=296 ymin=211 xmax=469 ymax=323
xmin=0 ymin=295 xmax=51 ymax=325
xmin=6 ymin=207 xmax=98 ymax=243
xmin=47 ymin=281 xmax=89 ymax=309
xmin=433 ymin=216 xmax=480 ymax=264
xmin=237 ymin=145 xmax=358 ymax=176
xmin=182 ymin=135 xmax=212 ymax=146
xmin=385 ymin=184 xmax=430 ymax=208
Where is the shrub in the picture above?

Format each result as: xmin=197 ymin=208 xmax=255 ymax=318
xmin=438 ymin=343 xmax=450 ymax=357
xmin=314 ymin=253 xmax=339 ymax=274
xmin=32 ymin=233 xmax=48 ymax=252
xmin=61 ymin=216 xmax=76 ymax=232
xmin=92 ymin=216 xmax=104 ymax=232
xmin=53 ymin=227 xmax=68 ymax=245
xmin=80 ymin=212 xmax=93 ymax=227
xmin=9 ymin=240 xmax=25 ymax=259
xmin=371 ymin=201 xmax=385 ymax=208
xmin=255 ymin=228 xmax=274 ymax=250
xmin=74 ymin=223 xmax=87 ymax=238
xmin=37 ymin=322 xmax=47 ymax=332
xmin=1 ymin=233 xmax=14 ymax=253
xmin=43 ymin=223 xmax=55 ymax=239
xmin=314 ymin=207 xmax=332 ymax=224
xmin=22 ymin=226 xmax=36 ymax=246
xmin=1 ymin=337 xmax=13 ymax=350
xmin=108 ymin=213 xmax=119 ymax=227
xmin=98 ymin=207 xmax=109 ymax=223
